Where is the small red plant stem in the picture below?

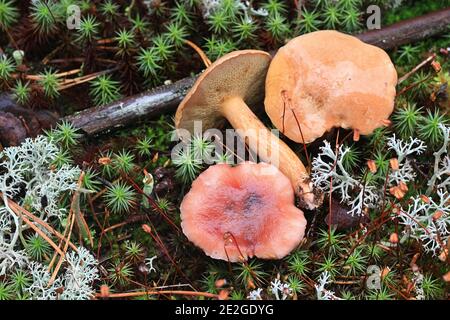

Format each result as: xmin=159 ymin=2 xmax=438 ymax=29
xmin=213 ymin=134 xmax=246 ymax=163
xmin=5 ymin=29 xmax=18 ymax=51
xmin=281 ymin=91 xmax=287 ymax=135
xmin=87 ymin=194 xmax=104 ymax=238
xmin=97 ymin=209 xmax=113 ymax=260
xmin=398 ymin=207 xmax=446 ymax=252
xmin=397 ymin=74 xmax=434 ymax=96
xmin=394 ymin=215 xmax=400 ymax=260
xmin=280 ymin=90 xmax=312 ymax=171
xmin=290 ymin=106 xmax=311 ymax=172
xmin=223 ymin=231 xmax=245 ymax=274
xmin=124 ymin=175 xmax=181 ymax=233
xmin=343 ymin=214 xmax=394 ymax=261
xmin=224 ymin=232 xmax=264 ymax=288
xmin=143 ymin=221 xmax=196 ymax=290
xmin=102 ymin=221 xmax=128 ymax=233
xmin=328 ymin=175 xmax=333 ymax=242
xmin=97 ymin=38 xmax=115 ymax=44
xmin=96 ymin=46 xmax=120 ymax=51
xmin=328 ymin=131 xmax=340 ymax=242
xmin=369 ymin=167 xmax=392 ymax=258
xmin=48 ymin=57 xmax=117 ymax=65
xmin=379 ymin=169 xmax=392 ymax=222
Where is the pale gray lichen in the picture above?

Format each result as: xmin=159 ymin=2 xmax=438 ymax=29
xmin=60 ymin=247 xmax=100 ymax=300
xmin=426 ymin=124 xmax=450 ymax=194
xmin=246 ymin=279 xmax=293 ymax=300
xmin=397 ymin=125 xmax=449 ymax=255
xmin=315 ymin=271 xmax=342 ymax=300
xmin=27 ymin=247 xmax=99 ymax=300
xmin=387 ymin=135 xmax=426 ymax=186
xmin=312 ymin=135 xmax=428 ymax=216
xmin=0 ymin=136 xmax=80 ymax=275
xmin=247 ymin=287 xmax=263 ymax=300
xmin=399 ymin=190 xmax=450 ymax=254
xmin=27 ymin=262 xmax=62 ymax=300
xmin=200 ymin=0 xmax=267 ymax=20
xmin=269 ymin=278 xmax=293 ymax=300
xmin=311 ymin=141 xmax=380 ymax=216
xmin=436 ymin=156 xmax=450 ymax=190
xmin=145 ymin=255 xmax=157 ymax=274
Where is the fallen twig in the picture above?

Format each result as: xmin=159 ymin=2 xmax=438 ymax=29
xmin=59 ymin=68 xmax=118 ymax=91
xmin=356 ymin=7 xmax=450 ymax=50
xmin=65 ymin=75 xmax=197 ymax=135
xmin=48 ymin=172 xmax=84 ymax=285
xmin=11 ymin=205 xmax=64 ymax=257
xmin=1 ymin=193 xmax=78 ymax=251
xmin=397 ymin=54 xmax=436 ymax=84
xmin=96 ymin=289 xmax=219 ymax=299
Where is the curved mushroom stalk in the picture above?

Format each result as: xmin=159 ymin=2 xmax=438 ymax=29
xmin=221 ymin=96 xmax=318 ymax=209
xmin=175 ymin=50 xmax=322 ymax=209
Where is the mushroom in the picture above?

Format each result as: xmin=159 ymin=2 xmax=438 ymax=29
xmin=265 ymin=30 xmax=398 ymax=144
xmin=175 ymin=50 xmax=321 ymax=209
xmin=180 ymin=162 xmax=307 ymax=262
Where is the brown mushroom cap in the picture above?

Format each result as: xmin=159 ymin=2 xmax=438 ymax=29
xmin=175 ymin=50 xmax=271 ymax=133
xmin=265 ymin=30 xmax=398 ymax=144
xmin=180 ymin=162 xmax=307 ymax=262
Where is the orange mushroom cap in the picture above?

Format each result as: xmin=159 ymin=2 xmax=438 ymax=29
xmin=180 ymin=162 xmax=307 ymax=262
xmin=265 ymin=30 xmax=398 ymax=144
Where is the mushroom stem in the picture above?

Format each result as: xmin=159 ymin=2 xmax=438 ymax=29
xmin=220 ymin=96 xmax=320 ymax=209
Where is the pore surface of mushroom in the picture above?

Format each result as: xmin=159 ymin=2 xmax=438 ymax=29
xmin=180 ymin=162 xmax=307 ymax=262
xmin=265 ymin=30 xmax=398 ymax=144
xmin=175 ymin=50 xmax=321 ymax=209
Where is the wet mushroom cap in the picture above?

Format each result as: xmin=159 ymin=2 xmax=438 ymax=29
xmin=265 ymin=30 xmax=398 ymax=143
xmin=175 ymin=50 xmax=271 ymax=133
xmin=180 ymin=162 xmax=307 ymax=262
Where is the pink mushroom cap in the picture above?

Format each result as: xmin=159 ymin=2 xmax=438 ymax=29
xmin=180 ymin=162 xmax=307 ymax=262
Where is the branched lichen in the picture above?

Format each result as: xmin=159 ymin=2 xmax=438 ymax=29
xmin=247 ymin=287 xmax=263 ymax=300
xmin=60 ymin=247 xmax=100 ymax=300
xmin=315 ymin=271 xmax=342 ymax=300
xmin=312 ymin=135 xmax=428 ymax=216
xmin=426 ymin=124 xmax=450 ymax=194
xmin=311 ymin=141 xmax=380 ymax=216
xmin=399 ymin=190 xmax=450 ymax=254
xmin=269 ymin=278 xmax=293 ymax=300
xmin=27 ymin=247 xmax=99 ymax=300
xmin=0 ymin=136 xmax=80 ymax=275
xmin=396 ymin=125 xmax=450 ymax=255
xmin=387 ymin=135 xmax=426 ymax=185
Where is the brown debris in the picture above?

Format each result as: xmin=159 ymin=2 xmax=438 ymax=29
xmin=324 ymin=198 xmax=370 ymax=231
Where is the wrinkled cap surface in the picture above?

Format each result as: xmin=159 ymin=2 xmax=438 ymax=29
xmin=180 ymin=162 xmax=307 ymax=262
xmin=265 ymin=30 xmax=398 ymax=143
xmin=175 ymin=50 xmax=271 ymax=133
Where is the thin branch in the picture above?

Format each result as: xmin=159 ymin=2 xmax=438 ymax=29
xmin=96 ymin=290 xmax=219 ymax=299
